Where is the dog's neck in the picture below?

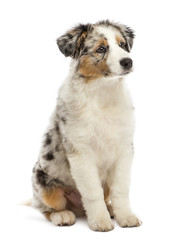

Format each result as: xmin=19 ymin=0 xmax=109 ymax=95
xmin=58 ymin=61 xmax=130 ymax=110
xmin=83 ymin=76 xmax=126 ymax=108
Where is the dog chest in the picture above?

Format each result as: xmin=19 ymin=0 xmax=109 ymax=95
xmin=70 ymin=103 xmax=134 ymax=165
xmin=93 ymin=108 xmax=133 ymax=148
xmin=60 ymin=78 xmax=134 ymax=168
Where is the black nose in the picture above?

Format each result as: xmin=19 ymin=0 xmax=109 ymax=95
xmin=120 ymin=58 xmax=133 ymax=70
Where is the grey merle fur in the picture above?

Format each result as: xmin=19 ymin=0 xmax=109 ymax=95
xmin=32 ymin=19 xmax=135 ymax=216
xmin=57 ymin=20 xmax=135 ymax=58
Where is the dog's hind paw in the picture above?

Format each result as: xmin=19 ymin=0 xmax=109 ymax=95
xmin=49 ymin=210 xmax=76 ymax=226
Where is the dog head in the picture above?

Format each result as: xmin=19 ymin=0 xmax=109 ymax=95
xmin=57 ymin=20 xmax=135 ymax=81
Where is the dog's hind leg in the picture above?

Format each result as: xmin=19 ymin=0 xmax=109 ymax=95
xmin=32 ymin=161 xmax=78 ymax=226
xmin=41 ymin=187 xmax=76 ymax=226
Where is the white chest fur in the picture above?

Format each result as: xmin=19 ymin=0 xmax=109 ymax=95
xmin=59 ymin=76 xmax=135 ymax=179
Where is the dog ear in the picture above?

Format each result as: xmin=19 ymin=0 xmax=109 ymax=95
xmin=57 ymin=24 xmax=93 ymax=58
xmin=115 ymin=23 xmax=135 ymax=52
xmin=122 ymin=25 xmax=135 ymax=52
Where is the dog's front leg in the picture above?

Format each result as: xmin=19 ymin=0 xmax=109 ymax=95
xmin=68 ymin=152 xmax=114 ymax=231
xmin=109 ymin=147 xmax=142 ymax=227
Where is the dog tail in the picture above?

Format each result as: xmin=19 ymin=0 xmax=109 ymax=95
xmin=19 ymin=199 xmax=33 ymax=207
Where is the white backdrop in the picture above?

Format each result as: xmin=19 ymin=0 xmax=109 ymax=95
xmin=0 ymin=0 xmax=190 ymax=239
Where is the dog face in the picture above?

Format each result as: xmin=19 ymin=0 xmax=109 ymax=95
xmin=57 ymin=20 xmax=135 ymax=81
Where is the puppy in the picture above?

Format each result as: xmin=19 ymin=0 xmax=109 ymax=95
xmin=32 ymin=20 xmax=141 ymax=231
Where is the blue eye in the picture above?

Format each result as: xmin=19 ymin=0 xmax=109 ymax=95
xmin=96 ymin=46 xmax=106 ymax=53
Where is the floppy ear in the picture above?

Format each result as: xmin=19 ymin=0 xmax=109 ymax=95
xmin=120 ymin=25 xmax=135 ymax=52
xmin=57 ymin=24 xmax=93 ymax=58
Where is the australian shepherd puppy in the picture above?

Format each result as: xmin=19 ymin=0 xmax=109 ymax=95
xmin=32 ymin=20 xmax=141 ymax=231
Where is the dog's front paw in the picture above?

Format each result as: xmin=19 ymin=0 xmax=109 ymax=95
xmin=115 ymin=213 xmax=142 ymax=228
xmin=88 ymin=215 xmax=114 ymax=232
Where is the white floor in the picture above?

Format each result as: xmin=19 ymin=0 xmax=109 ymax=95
xmin=1 ymin=202 xmax=189 ymax=240
xmin=1 ymin=1 xmax=190 ymax=239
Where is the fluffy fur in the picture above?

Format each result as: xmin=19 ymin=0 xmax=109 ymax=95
xmin=32 ymin=20 xmax=141 ymax=231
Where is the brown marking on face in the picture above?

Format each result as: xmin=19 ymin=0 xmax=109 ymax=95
xmin=116 ymin=35 xmax=125 ymax=45
xmin=42 ymin=187 xmax=67 ymax=211
xmin=75 ymin=31 xmax=88 ymax=56
xmin=96 ymin=38 xmax=108 ymax=48
xmin=78 ymin=55 xmax=108 ymax=81
xmin=78 ymin=37 xmax=110 ymax=82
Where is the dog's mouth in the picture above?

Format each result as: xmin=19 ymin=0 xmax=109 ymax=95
xmin=104 ymin=66 xmax=133 ymax=78
xmin=110 ymin=70 xmax=132 ymax=78
xmin=120 ymin=68 xmax=133 ymax=76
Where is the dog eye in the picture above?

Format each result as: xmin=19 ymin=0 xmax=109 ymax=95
xmin=119 ymin=41 xmax=125 ymax=48
xmin=96 ymin=46 xmax=106 ymax=53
